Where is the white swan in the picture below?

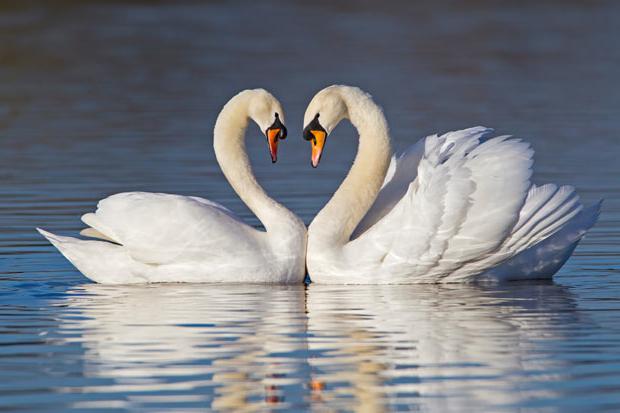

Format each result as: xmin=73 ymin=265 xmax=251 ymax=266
xmin=302 ymin=85 xmax=601 ymax=284
xmin=38 ymin=89 xmax=306 ymax=284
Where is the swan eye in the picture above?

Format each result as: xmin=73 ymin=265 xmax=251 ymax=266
xmin=266 ymin=114 xmax=287 ymax=140
xmin=303 ymin=115 xmax=326 ymax=142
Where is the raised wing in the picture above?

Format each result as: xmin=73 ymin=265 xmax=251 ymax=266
xmin=80 ymin=192 xmax=261 ymax=265
xmin=348 ymin=127 xmax=536 ymax=282
xmin=446 ymin=183 xmax=588 ymax=281
xmin=352 ymin=127 xmax=497 ymax=239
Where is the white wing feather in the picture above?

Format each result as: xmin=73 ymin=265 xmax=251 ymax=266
xmin=80 ymin=192 xmax=260 ymax=265
xmin=347 ymin=126 xmax=594 ymax=283
xmin=352 ymin=139 xmax=425 ymax=238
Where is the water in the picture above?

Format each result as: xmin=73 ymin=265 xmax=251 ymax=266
xmin=1 ymin=1 xmax=619 ymax=411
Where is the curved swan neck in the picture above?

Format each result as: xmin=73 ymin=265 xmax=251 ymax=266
xmin=213 ymin=91 xmax=297 ymax=234
xmin=310 ymin=87 xmax=392 ymax=246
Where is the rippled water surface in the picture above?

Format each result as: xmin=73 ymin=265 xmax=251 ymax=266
xmin=1 ymin=1 xmax=620 ymax=412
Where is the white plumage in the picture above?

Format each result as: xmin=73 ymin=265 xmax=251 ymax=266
xmin=38 ymin=89 xmax=307 ymax=284
xmin=304 ymin=85 xmax=600 ymax=284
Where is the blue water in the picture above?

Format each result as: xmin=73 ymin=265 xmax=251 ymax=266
xmin=1 ymin=1 xmax=619 ymax=411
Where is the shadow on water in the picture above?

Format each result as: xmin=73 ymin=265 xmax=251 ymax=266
xmin=29 ymin=281 xmax=586 ymax=412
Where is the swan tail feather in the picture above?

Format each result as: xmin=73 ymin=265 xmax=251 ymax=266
xmin=36 ymin=228 xmax=143 ymax=284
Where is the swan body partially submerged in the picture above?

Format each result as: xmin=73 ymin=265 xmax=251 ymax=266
xmin=38 ymin=89 xmax=307 ymax=284
xmin=303 ymin=85 xmax=600 ymax=283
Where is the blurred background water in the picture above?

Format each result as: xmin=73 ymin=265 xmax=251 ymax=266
xmin=1 ymin=0 xmax=619 ymax=411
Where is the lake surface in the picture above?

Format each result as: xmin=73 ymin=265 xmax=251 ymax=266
xmin=1 ymin=1 xmax=619 ymax=411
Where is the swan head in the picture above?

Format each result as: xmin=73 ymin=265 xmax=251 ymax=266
xmin=247 ymin=89 xmax=288 ymax=163
xmin=302 ymin=86 xmax=349 ymax=167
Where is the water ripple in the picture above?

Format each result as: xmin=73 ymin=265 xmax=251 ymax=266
xmin=1 ymin=1 xmax=620 ymax=412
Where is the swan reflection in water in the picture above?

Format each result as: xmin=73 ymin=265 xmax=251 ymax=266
xmin=59 ymin=282 xmax=581 ymax=412
xmin=59 ymin=285 xmax=309 ymax=411
xmin=305 ymin=283 xmax=582 ymax=412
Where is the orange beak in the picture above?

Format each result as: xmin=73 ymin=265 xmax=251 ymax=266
xmin=310 ymin=130 xmax=327 ymax=168
xmin=267 ymin=128 xmax=280 ymax=163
